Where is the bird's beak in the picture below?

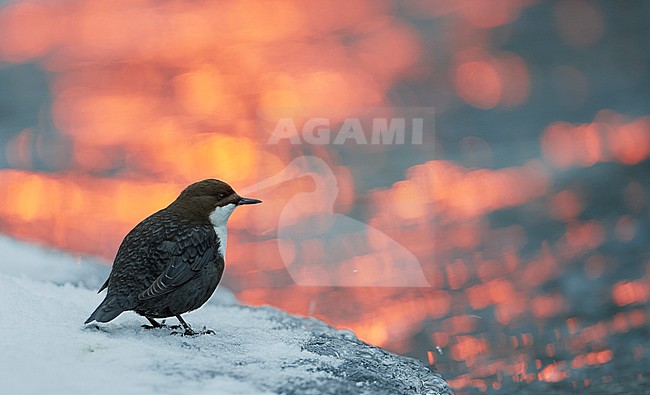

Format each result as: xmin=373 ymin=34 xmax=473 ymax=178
xmin=238 ymin=197 xmax=262 ymax=205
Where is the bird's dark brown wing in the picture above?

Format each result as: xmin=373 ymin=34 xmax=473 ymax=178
xmin=137 ymin=226 xmax=217 ymax=301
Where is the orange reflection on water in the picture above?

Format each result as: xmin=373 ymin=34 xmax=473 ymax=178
xmin=542 ymin=112 xmax=650 ymax=168
xmin=453 ymin=50 xmax=530 ymax=109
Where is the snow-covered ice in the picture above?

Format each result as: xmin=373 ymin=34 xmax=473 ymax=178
xmin=0 ymin=236 xmax=450 ymax=395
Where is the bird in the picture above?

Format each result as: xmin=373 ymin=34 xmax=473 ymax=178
xmin=85 ymin=179 xmax=261 ymax=335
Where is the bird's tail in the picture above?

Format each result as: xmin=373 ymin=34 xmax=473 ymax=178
xmin=85 ymin=295 xmax=124 ymax=324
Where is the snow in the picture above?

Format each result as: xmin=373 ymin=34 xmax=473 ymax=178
xmin=0 ymin=236 xmax=450 ymax=395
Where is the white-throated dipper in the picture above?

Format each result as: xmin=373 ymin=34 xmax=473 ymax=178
xmin=85 ymin=179 xmax=261 ymax=335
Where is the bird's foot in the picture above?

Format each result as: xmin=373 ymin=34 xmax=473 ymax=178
xmin=170 ymin=328 xmax=194 ymax=336
xmin=166 ymin=315 xmax=215 ymax=336
xmin=170 ymin=326 xmax=215 ymax=336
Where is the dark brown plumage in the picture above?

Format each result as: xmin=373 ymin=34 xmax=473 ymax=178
xmin=85 ymin=179 xmax=261 ymax=334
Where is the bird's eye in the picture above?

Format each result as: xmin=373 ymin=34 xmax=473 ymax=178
xmin=218 ymin=193 xmax=226 ymax=199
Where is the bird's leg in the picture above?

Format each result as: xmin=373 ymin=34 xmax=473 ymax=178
xmin=147 ymin=317 xmax=162 ymax=327
xmin=142 ymin=317 xmax=163 ymax=329
xmin=175 ymin=315 xmax=196 ymax=336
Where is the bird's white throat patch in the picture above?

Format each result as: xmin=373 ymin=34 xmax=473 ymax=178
xmin=209 ymin=203 xmax=237 ymax=258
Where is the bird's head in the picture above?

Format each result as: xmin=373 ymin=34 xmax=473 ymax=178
xmin=170 ymin=179 xmax=261 ymax=226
